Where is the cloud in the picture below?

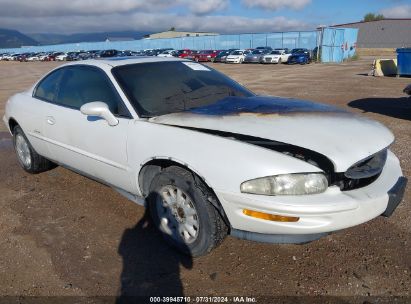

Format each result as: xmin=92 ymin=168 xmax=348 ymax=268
xmin=0 ymin=0 xmax=311 ymax=35
xmin=0 ymin=0 xmax=176 ymax=17
xmin=242 ymin=0 xmax=311 ymax=11
xmin=0 ymin=0 xmax=229 ymax=17
xmin=380 ymin=5 xmax=411 ymax=18
xmin=0 ymin=12 xmax=310 ymax=34
xmin=188 ymin=0 xmax=229 ymax=15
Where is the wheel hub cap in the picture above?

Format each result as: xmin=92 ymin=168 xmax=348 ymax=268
xmin=15 ymin=134 xmax=31 ymax=168
xmin=157 ymin=185 xmax=199 ymax=244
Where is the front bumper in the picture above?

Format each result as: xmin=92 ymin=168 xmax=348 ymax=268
xmin=244 ymin=58 xmax=261 ymax=63
xmin=262 ymin=57 xmax=280 ymax=64
xmin=216 ymin=150 xmax=406 ymax=238
xmin=226 ymin=58 xmax=241 ymax=63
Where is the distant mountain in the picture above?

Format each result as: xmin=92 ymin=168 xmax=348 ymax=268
xmin=0 ymin=28 xmax=38 ymax=48
xmin=28 ymin=31 xmax=151 ymax=45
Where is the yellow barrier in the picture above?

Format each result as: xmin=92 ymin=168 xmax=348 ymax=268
xmin=371 ymin=59 xmax=398 ymax=77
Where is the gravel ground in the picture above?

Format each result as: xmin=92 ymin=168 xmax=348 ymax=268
xmin=0 ymin=59 xmax=410 ymax=303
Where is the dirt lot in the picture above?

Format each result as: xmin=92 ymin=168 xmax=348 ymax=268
xmin=0 ymin=59 xmax=410 ymax=302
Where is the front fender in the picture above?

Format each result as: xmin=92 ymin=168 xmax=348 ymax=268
xmin=128 ymin=120 xmax=322 ymax=195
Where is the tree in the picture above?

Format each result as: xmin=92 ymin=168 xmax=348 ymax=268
xmin=363 ymin=13 xmax=384 ymax=22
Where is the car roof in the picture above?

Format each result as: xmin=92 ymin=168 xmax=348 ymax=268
xmin=63 ymin=56 xmax=188 ymax=68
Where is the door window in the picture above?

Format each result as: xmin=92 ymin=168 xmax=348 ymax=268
xmin=55 ymin=66 xmax=129 ymax=117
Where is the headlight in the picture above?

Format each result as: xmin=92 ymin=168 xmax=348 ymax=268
xmin=240 ymin=173 xmax=328 ymax=196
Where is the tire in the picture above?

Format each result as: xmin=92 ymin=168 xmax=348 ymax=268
xmin=147 ymin=166 xmax=228 ymax=257
xmin=13 ymin=125 xmax=57 ymax=174
xmin=278 ymin=58 xmax=282 ymax=64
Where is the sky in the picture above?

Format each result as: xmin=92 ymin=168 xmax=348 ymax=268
xmin=0 ymin=0 xmax=410 ymax=34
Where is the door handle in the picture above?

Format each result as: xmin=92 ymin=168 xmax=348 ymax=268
xmin=46 ymin=116 xmax=55 ymax=125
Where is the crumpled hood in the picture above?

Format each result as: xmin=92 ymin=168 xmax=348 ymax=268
xmin=149 ymin=96 xmax=394 ymax=172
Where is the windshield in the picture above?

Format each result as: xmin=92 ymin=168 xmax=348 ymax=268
xmin=231 ymin=51 xmax=242 ymax=55
xmin=112 ymin=61 xmax=254 ymax=117
xmin=217 ymin=51 xmax=229 ymax=57
xmin=270 ymin=51 xmax=281 ymax=55
xmin=292 ymin=49 xmax=306 ymax=54
xmin=251 ymin=50 xmax=263 ymax=55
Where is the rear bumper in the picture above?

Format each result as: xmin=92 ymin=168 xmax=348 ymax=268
xmin=216 ymin=150 xmax=405 ymax=237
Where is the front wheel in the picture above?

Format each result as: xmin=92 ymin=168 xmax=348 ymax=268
xmin=148 ymin=166 xmax=228 ymax=257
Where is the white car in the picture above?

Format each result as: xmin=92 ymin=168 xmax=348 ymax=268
xmin=27 ymin=55 xmax=40 ymax=61
xmin=262 ymin=49 xmax=291 ymax=64
xmin=225 ymin=50 xmax=246 ymax=64
xmin=38 ymin=53 xmax=50 ymax=61
xmin=157 ymin=50 xmax=176 ymax=58
xmin=3 ymin=57 xmax=407 ymax=256
xmin=2 ymin=53 xmax=17 ymax=61
xmin=55 ymin=53 xmax=68 ymax=61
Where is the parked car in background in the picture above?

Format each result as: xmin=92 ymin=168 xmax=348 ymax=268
xmin=226 ymin=50 xmax=247 ymax=64
xmin=100 ymin=49 xmax=119 ymax=58
xmin=185 ymin=50 xmax=199 ymax=61
xmin=261 ymin=49 xmax=291 ymax=64
xmin=56 ymin=53 xmax=68 ymax=61
xmin=213 ymin=50 xmax=230 ymax=63
xmin=157 ymin=50 xmax=176 ymax=58
xmin=0 ymin=53 xmax=9 ymax=60
xmin=288 ymin=48 xmax=311 ymax=64
xmin=244 ymin=49 xmax=270 ymax=63
xmin=87 ymin=50 xmax=101 ymax=58
xmin=66 ymin=52 xmax=80 ymax=61
xmin=3 ymin=57 xmax=407 ymax=257
xmin=17 ymin=53 xmax=34 ymax=62
xmin=38 ymin=53 xmax=51 ymax=61
xmin=193 ymin=50 xmax=219 ymax=62
xmin=43 ymin=52 xmax=61 ymax=61
xmin=2 ymin=54 xmax=17 ymax=61
xmin=176 ymin=49 xmax=193 ymax=59
xmin=26 ymin=53 xmax=41 ymax=61
xmin=255 ymin=46 xmax=273 ymax=52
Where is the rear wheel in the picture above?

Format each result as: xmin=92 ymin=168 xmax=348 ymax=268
xmin=148 ymin=166 xmax=228 ymax=257
xmin=13 ymin=125 xmax=56 ymax=174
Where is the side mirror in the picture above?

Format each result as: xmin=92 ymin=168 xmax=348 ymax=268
xmin=80 ymin=102 xmax=118 ymax=126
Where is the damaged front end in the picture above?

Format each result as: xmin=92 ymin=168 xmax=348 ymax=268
xmin=172 ymin=126 xmax=388 ymax=193
xmin=149 ymin=96 xmax=396 ymax=193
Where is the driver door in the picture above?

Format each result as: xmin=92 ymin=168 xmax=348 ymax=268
xmin=43 ymin=65 xmax=135 ymax=193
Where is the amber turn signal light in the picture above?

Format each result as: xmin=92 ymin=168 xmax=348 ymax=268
xmin=243 ymin=209 xmax=299 ymax=222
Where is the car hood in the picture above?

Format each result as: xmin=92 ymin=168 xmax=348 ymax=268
xmin=149 ymin=96 xmax=394 ymax=172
